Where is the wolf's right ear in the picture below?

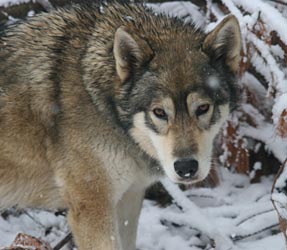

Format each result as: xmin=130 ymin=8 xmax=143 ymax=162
xmin=114 ymin=26 xmax=153 ymax=83
xmin=203 ymin=15 xmax=242 ymax=73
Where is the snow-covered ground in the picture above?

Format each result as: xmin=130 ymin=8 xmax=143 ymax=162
xmin=0 ymin=168 xmax=285 ymax=250
xmin=139 ymin=170 xmax=285 ymax=250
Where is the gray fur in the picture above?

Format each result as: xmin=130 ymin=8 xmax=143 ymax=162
xmin=0 ymin=4 xmax=241 ymax=250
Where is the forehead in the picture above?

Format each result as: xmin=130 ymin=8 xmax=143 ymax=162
xmin=150 ymin=49 xmax=219 ymax=98
xmin=151 ymin=37 xmax=215 ymax=86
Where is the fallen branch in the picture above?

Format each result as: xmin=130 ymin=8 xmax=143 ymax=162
xmin=231 ymin=223 xmax=279 ymax=241
xmin=235 ymin=208 xmax=275 ymax=226
xmin=161 ymin=179 xmax=237 ymax=250
xmin=53 ymin=232 xmax=73 ymax=250
xmin=271 ymin=158 xmax=287 ymax=247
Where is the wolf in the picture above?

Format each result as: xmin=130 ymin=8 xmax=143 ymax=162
xmin=0 ymin=3 xmax=241 ymax=250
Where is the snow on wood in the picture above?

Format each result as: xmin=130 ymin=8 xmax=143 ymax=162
xmin=240 ymin=122 xmax=287 ymax=163
xmin=1 ymin=170 xmax=282 ymax=250
xmin=137 ymin=169 xmax=285 ymax=250
xmin=12 ymin=233 xmax=52 ymax=250
xmin=161 ymin=178 xmax=235 ymax=250
xmin=272 ymin=160 xmax=287 ymax=248
xmin=203 ymin=0 xmax=287 ymax=167
xmin=0 ymin=0 xmax=31 ymax=7
xmin=232 ymin=0 xmax=287 ymax=44
xmin=0 ymin=210 xmax=69 ymax=247
xmin=0 ymin=0 xmax=286 ymax=250
xmin=149 ymin=2 xmax=206 ymax=29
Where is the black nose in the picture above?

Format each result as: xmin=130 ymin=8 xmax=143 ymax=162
xmin=174 ymin=159 xmax=198 ymax=179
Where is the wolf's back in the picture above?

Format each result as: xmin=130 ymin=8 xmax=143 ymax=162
xmin=0 ymin=3 xmax=201 ymax=87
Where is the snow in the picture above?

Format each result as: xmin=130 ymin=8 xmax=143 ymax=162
xmin=0 ymin=0 xmax=287 ymax=249
xmin=27 ymin=10 xmax=35 ymax=17
xmin=209 ymin=0 xmax=287 ymax=132
xmin=216 ymin=0 xmax=287 ymax=132
xmin=0 ymin=210 xmax=69 ymax=247
xmin=240 ymin=122 xmax=287 ymax=163
xmin=249 ymin=162 xmax=262 ymax=179
xmin=232 ymin=0 xmax=287 ymax=44
xmin=139 ymin=170 xmax=285 ymax=250
xmin=238 ymin=234 xmax=285 ymax=250
xmin=149 ymin=2 xmax=206 ymax=29
xmin=0 ymin=0 xmax=31 ymax=7
xmin=272 ymin=193 xmax=287 ymax=205
xmin=275 ymin=162 xmax=287 ymax=191
xmin=273 ymin=93 xmax=287 ymax=124
xmin=0 ymin=169 xmax=284 ymax=250
xmin=272 ymin=161 xmax=287 ymax=238
xmin=207 ymin=76 xmax=220 ymax=90
xmin=247 ymin=32 xmax=287 ymax=97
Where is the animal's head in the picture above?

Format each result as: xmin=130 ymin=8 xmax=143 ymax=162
xmin=113 ymin=15 xmax=241 ymax=184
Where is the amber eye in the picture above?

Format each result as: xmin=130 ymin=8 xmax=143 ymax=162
xmin=196 ymin=104 xmax=210 ymax=117
xmin=153 ymin=108 xmax=168 ymax=120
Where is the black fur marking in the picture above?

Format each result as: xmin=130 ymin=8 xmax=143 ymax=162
xmin=47 ymin=38 xmax=66 ymax=144
xmin=145 ymin=111 xmax=161 ymax=134
xmin=210 ymin=105 xmax=221 ymax=126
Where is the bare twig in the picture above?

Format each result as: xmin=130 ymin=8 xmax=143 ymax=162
xmin=53 ymin=232 xmax=73 ymax=250
xmin=161 ymin=179 xmax=235 ymax=249
xmin=235 ymin=208 xmax=275 ymax=226
xmin=187 ymin=194 xmax=216 ymax=199
xmin=267 ymin=0 xmax=287 ymax=7
xmin=23 ymin=210 xmax=46 ymax=229
xmin=232 ymin=223 xmax=279 ymax=241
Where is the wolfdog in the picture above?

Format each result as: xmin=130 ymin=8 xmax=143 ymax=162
xmin=0 ymin=3 xmax=241 ymax=250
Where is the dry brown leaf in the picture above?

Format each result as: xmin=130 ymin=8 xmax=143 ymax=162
xmin=278 ymin=109 xmax=287 ymax=138
xmin=225 ymin=121 xmax=249 ymax=174
xmin=0 ymin=233 xmax=53 ymax=250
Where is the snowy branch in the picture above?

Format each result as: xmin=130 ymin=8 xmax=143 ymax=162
xmin=161 ymin=179 xmax=237 ymax=250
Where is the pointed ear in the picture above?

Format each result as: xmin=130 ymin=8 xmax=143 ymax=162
xmin=113 ymin=26 xmax=153 ymax=83
xmin=203 ymin=15 xmax=242 ymax=73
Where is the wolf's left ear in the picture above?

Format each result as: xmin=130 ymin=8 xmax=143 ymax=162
xmin=203 ymin=15 xmax=242 ymax=73
xmin=114 ymin=26 xmax=154 ymax=83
